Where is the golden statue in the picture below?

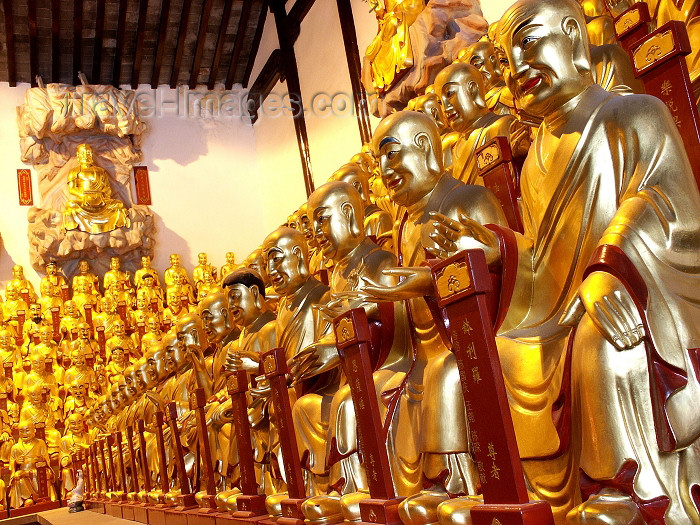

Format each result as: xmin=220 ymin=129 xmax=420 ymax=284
xmin=193 ymin=252 xmax=217 ymax=289
xmin=40 ymin=261 xmax=66 ymax=304
xmin=3 ymin=283 xmax=28 ymax=325
xmin=134 ymin=255 xmax=160 ymax=288
xmin=331 ymin=163 xmax=394 ymax=247
xmin=578 ymin=0 xmax=617 ymax=45
xmin=164 ymin=254 xmax=190 ymax=288
xmin=429 ymin=0 xmax=700 ymax=522
xmin=365 ymin=0 xmax=426 ymax=93
xmin=219 ymin=251 xmax=237 ymax=282
xmin=93 ymin=295 xmax=120 ymax=339
xmin=163 ymin=289 xmax=188 ymax=327
xmin=105 ymin=318 xmax=137 ymax=361
xmin=434 ymin=63 xmax=529 ymax=185
xmin=59 ymin=413 xmax=91 ymax=499
xmin=62 ymin=379 xmax=93 ymax=420
xmin=358 ymin=110 xmax=507 ymax=524
xmin=8 ymin=420 xmax=55 ymax=508
xmin=103 ymin=256 xmax=132 ymax=295
xmin=458 ymin=41 xmax=517 ymax=116
xmin=19 ymin=385 xmax=62 ymax=461
xmin=10 ymin=265 xmax=36 ymax=302
xmin=71 ymin=260 xmax=99 ymax=297
xmin=72 ymin=278 xmax=99 ymax=318
xmin=59 ymin=300 xmax=84 ymax=342
xmin=21 ymin=303 xmax=47 ymax=355
xmin=295 ymin=181 xmax=415 ymax=522
xmin=0 ymin=329 xmax=24 ymax=386
xmin=63 ymin=143 xmax=129 ymax=234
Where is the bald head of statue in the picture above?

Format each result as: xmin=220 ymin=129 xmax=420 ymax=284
xmin=308 ymin=181 xmax=366 ymax=263
xmin=460 ymin=40 xmax=505 ymax=90
xmin=373 ymin=110 xmax=443 ymax=208
xmin=262 ymin=227 xmax=310 ymax=296
xmin=331 ymin=163 xmax=372 ymax=205
xmin=434 ymin=62 xmax=489 ymax=133
xmin=496 ymin=0 xmax=592 ymax=118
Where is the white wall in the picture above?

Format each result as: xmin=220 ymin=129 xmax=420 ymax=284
xmin=0 ymin=84 xmax=265 ymax=290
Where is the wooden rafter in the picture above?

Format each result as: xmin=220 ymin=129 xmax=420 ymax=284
xmin=28 ymin=0 xmax=38 ymax=86
xmin=151 ymin=0 xmax=172 ymax=88
xmin=189 ymin=0 xmax=215 ymax=89
xmin=72 ymin=0 xmax=83 ymax=85
xmin=226 ymin=0 xmax=253 ymax=89
xmin=113 ymin=0 xmax=129 ymax=86
xmin=170 ymin=0 xmax=193 ymax=88
xmin=93 ymin=0 xmax=106 ymax=83
xmin=131 ymin=0 xmax=150 ymax=88
xmin=3 ymin=0 xmax=16 ymax=86
xmin=208 ymin=0 xmax=234 ymax=90
xmin=51 ymin=0 xmax=60 ymax=82
xmin=242 ymin=0 xmax=268 ymax=88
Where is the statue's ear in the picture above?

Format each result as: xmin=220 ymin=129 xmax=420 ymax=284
xmin=415 ymin=131 xmax=442 ymax=175
xmin=291 ymin=245 xmax=306 ymax=274
xmin=562 ymin=16 xmax=590 ymax=74
xmin=250 ymin=284 xmax=262 ymax=309
xmin=341 ymin=201 xmax=361 ymax=237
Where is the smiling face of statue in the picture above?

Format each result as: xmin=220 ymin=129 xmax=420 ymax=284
xmin=163 ymin=329 xmax=183 ymax=373
xmin=79 ymin=260 xmax=89 ymax=274
xmin=463 ymin=41 xmax=505 ymax=90
xmin=175 ymin=314 xmax=207 ymax=361
xmin=0 ymin=330 xmax=12 ymax=349
xmin=113 ymin=319 xmax=126 ymax=337
xmin=331 ymin=164 xmax=372 ymax=204
xmin=226 ymin=252 xmax=235 ymax=264
xmin=373 ymin=111 xmax=444 ymax=208
xmin=167 ymin=291 xmax=181 ymax=311
xmin=198 ymin=253 xmax=207 ymax=266
xmin=309 ymin=181 xmax=366 ymax=263
xmin=146 ymin=316 xmax=160 ymax=334
xmin=141 ymin=256 xmax=151 ymax=268
xmin=18 ymin=421 xmax=36 ymax=442
xmin=497 ymin=0 xmax=592 ymax=118
xmin=297 ymin=203 xmax=318 ymax=249
xmin=46 ymin=262 xmax=57 ymax=276
xmin=39 ymin=326 xmax=53 ymax=344
xmin=132 ymin=358 xmax=147 ymax=390
xmin=136 ymin=294 xmax=147 ymax=311
xmin=146 ymin=343 xmax=167 ymax=384
xmin=111 ymin=347 xmax=125 ymax=365
xmin=170 ymin=254 xmax=181 ymax=268
xmin=110 ymin=257 xmax=120 ymax=271
xmin=65 ymin=301 xmax=78 ymax=318
xmin=5 ymin=285 xmax=18 ymax=301
xmin=27 ymin=385 xmax=43 ymax=405
xmin=78 ymin=322 xmax=91 ymax=340
xmin=435 ymin=63 xmax=488 ymax=133
xmin=123 ymin=367 xmax=137 ymax=400
xmin=71 ymin=349 xmax=86 ymax=368
xmin=198 ymin=292 xmax=230 ymax=344
xmin=12 ymin=265 xmax=23 ymax=280
xmin=30 ymin=303 xmax=42 ymax=321
xmin=67 ymin=414 xmax=85 ymax=435
xmin=263 ymin=228 xmax=310 ymax=296
xmin=223 ymin=267 xmax=269 ymax=327
xmin=30 ymin=355 xmax=44 ymax=374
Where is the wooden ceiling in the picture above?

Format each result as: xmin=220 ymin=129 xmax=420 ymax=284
xmin=0 ymin=0 xmax=268 ymax=90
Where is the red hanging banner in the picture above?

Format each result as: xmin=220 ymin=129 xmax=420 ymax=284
xmin=133 ymin=165 xmax=152 ymax=205
xmin=17 ymin=169 xmax=33 ymax=206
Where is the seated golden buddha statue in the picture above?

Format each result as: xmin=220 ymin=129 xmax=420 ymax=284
xmin=19 ymin=385 xmax=62 ymax=462
xmin=164 ymin=253 xmax=190 ymax=288
xmin=8 ymin=420 xmax=55 ymax=509
xmin=10 ymin=265 xmax=36 ymax=302
xmin=134 ymin=255 xmax=161 ymax=288
xmin=59 ymin=413 xmax=91 ymax=499
xmin=458 ymin=40 xmax=516 ymax=116
xmin=219 ymin=251 xmax=237 ymax=282
xmin=3 ymin=283 xmax=28 ymax=325
xmin=193 ymin=252 xmax=217 ymax=289
xmin=63 ymin=143 xmax=129 ymax=234
xmin=71 ymin=260 xmax=99 ymax=297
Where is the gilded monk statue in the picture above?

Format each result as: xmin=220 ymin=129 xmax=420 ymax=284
xmin=431 ymin=0 xmax=700 ymax=523
xmin=63 ymin=143 xmax=129 ymax=234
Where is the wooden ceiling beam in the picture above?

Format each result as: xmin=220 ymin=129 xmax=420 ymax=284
xmin=92 ymin=0 xmax=106 ymax=83
xmin=113 ymin=0 xmax=128 ymax=86
xmin=225 ymin=0 xmax=253 ymax=90
xmin=72 ymin=0 xmax=83 ymax=85
xmin=3 ymin=0 xmax=16 ymax=87
xmin=51 ymin=0 xmax=60 ymax=82
xmin=28 ymin=0 xmax=38 ymax=87
xmin=170 ymin=0 xmax=193 ymax=88
xmin=242 ymin=0 xmax=267 ymax=88
xmin=131 ymin=0 xmax=149 ymax=88
xmin=207 ymin=0 xmax=233 ymax=90
xmin=151 ymin=0 xmax=172 ymax=88
xmin=189 ymin=0 xmax=215 ymax=89
xmin=246 ymin=47 xmax=281 ymax=123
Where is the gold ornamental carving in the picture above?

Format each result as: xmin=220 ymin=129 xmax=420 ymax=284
xmin=335 ymin=318 xmax=356 ymax=344
xmin=614 ymin=8 xmax=641 ymax=36
xmin=435 ymin=262 xmax=471 ymax=299
xmin=633 ymin=30 xmax=675 ymax=71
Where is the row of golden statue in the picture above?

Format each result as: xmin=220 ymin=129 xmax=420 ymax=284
xmin=5 ymin=0 xmax=700 ymax=523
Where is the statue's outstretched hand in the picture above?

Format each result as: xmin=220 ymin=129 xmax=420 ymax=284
xmin=358 ymin=266 xmax=432 ymax=301
xmin=426 ymin=212 xmax=501 ymax=264
xmin=560 ymin=271 xmax=645 ymax=350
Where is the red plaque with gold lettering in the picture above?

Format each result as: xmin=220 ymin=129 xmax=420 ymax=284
xmin=629 ymin=21 xmax=700 ymax=189
xmin=476 ymin=137 xmax=524 ymax=233
xmin=134 ymin=166 xmax=152 ymax=205
xmin=430 ymin=250 xmax=554 ymax=525
xmin=333 ymin=309 xmax=403 ymax=525
xmin=260 ymin=347 xmax=306 ymax=525
xmin=17 ymin=169 xmax=33 ymax=206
